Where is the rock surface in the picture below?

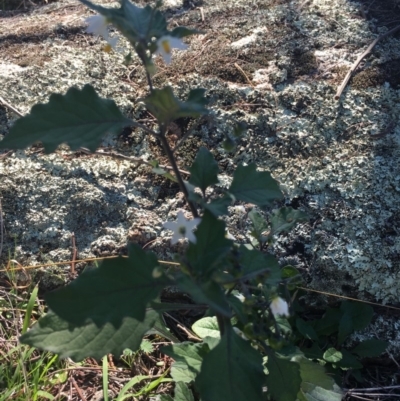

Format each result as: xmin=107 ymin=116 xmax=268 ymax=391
xmin=1 ymin=0 xmax=400 ymax=349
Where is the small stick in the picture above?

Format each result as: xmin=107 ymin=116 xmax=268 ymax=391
xmin=346 ymin=385 xmax=400 ymax=393
xmin=70 ymin=376 xmax=87 ymax=401
xmin=177 ymin=323 xmax=202 ymax=341
xmin=0 ymin=95 xmax=24 ymax=117
xmin=234 ymin=63 xmax=255 ymax=88
xmin=70 ymin=232 xmax=77 ymax=274
xmin=198 ymin=7 xmax=205 ymax=22
xmin=335 ymin=24 xmax=400 ymax=100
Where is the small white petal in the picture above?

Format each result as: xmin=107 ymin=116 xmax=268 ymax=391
xmin=185 ymin=218 xmax=201 ymax=231
xmin=155 ymin=35 xmax=188 ymax=64
xmin=163 ymin=221 xmax=176 ymax=231
xmin=108 ymin=36 xmax=118 ymax=49
xmin=186 ymin=230 xmax=197 ymax=244
xmin=270 ymin=297 xmax=290 ymax=317
xmin=170 ymin=232 xmax=181 ymax=245
xmin=85 ymin=15 xmax=108 ymax=37
xmin=175 ymin=211 xmax=187 ymax=226
xmin=225 ymin=230 xmax=236 ymax=241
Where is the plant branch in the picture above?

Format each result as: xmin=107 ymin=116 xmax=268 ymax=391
xmin=158 ymin=132 xmax=199 ymax=218
xmin=130 ymin=120 xmax=158 ymax=137
xmin=0 ymin=95 xmax=24 ymax=117
xmin=335 ymin=24 xmax=400 ymax=100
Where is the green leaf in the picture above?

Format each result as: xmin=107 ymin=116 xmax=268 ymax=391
xmin=203 ymin=195 xmax=232 ymax=216
xmin=174 ymin=382 xmax=195 ymax=401
xmin=297 ymin=357 xmax=336 ymax=391
xmin=300 ymin=386 xmax=343 ymax=401
xmin=301 ymin=343 xmax=324 ymax=360
xmin=176 ymin=275 xmax=231 ymax=317
xmin=351 ymin=339 xmax=387 ymax=358
xmin=282 ymin=265 xmax=304 ymax=290
xmin=238 ymin=245 xmax=281 ymax=283
xmin=335 ymin=349 xmax=363 ymax=370
xmin=116 ymin=375 xmax=154 ymax=401
xmin=156 ymin=396 xmax=173 ymax=401
xmin=20 ymin=308 xmax=158 ymax=361
xmin=248 ymin=210 xmax=269 ymax=242
xmin=0 ymin=85 xmax=130 ymax=153
xmin=313 ymin=308 xmax=341 ymax=336
xmin=140 ymin=339 xmax=154 ymax=354
xmin=202 ymin=336 xmax=221 ymax=351
xmin=171 ymin=26 xmax=202 ymax=38
xmin=338 ymin=302 xmax=373 ymax=344
xmin=152 ymin=167 xmax=178 ymax=182
xmin=45 ymin=244 xmax=168 ymax=326
xmin=162 ymin=342 xmax=209 ymax=383
xmin=264 ymin=349 xmax=302 ymax=401
xmin=296 ymin=318 xmax=319 ymax=341
xmin=226 ymin=293 xmax=247 ymax=323
xmin=196 ymin=325 xmax=264 ymax=401
xmin=323 ymin=348 xmax=342 ymax=363
xmin=192 ymin=317 xmax=220 ymax=339
xmin=295 ymin=357 xmax=342 ymax=401
xmin=80 ymin=0 xmax=167 ymax=43
xmin=229 ymin=164 xmax=283 ymax=206
xmin=189 ymin=147 xmax=219 ymax=193
xmin=145 ymin=87 xmax=208 ymax=126
xmin=270 ymin=207 xmax=308 ymax=236
xmin=186 ymin=211 xmax=232 ymax=277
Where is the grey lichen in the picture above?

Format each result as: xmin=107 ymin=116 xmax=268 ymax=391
xmin=0 ymin=0 xmax=399 ymax=339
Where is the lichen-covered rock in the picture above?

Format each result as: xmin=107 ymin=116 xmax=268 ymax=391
xmin=1 ymin=0 xmax=400 ymax=350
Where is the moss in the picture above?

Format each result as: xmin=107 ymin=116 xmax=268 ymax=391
xmin=291 ymin=50 xmax=318 ymax=77
xmin=351 ymin=67 xmax=385 ymax=89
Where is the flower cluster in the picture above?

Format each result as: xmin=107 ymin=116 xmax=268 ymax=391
xmin=85 ymin=14 xmax=188 ymax=62
xmin=85 ymin=15 xmax=118 ymax=52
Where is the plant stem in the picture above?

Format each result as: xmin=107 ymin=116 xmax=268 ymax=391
xmin=145 ymin=67 xmax=154 ymax=92
xmin=216 ymin=314 xmax=228 ymax=336
xmin=158 ymin=133 xmax=199 ymax=218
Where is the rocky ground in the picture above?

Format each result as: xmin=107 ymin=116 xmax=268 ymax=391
xmin=1 ymin=0 xmax=400 ymax=354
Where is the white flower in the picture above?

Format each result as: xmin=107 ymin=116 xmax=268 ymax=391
xmin=163 ymin=211 xmax=201 ymax=245
xmin=233 ymin=205 xmax=246 ymax=214
xmin=85 ymin=14 xmax=118 ymax=51
xmin=155 ymin=35 xmax=188 ymax=64
xmin=270 ymin=297 xmax=290 ymax=318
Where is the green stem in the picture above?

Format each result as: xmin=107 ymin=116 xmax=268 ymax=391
xmin=158 ymin=132 xmax=199 ymax=218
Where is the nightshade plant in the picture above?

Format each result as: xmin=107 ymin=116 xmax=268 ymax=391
xmin=0 ymin=1 xmax=384 ymax=400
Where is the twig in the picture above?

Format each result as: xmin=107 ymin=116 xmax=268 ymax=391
xmin=130 ymin=120 xmax=159 ymax=137
xmin=335 ymin=24 xmax=400 ymax=100
xmin=349 ymin=395 xmax=377 ymax=401
xmin=198 ymin=7 xmax=205 ymax=22
xmin=0 ymin=95 xmax=24 ymax=117
xmin=348 ymin=394 xmax=400 ymax=398
xmin=297 ymin=286 xmax=400 ymax=311
xmin=177 ymin=323 xmax=202 ymax=341
xmin=164 ymin=313 xmax=202 ymax=341
xmin=346 ymin=386 xmax=400 ymax=393
xmin=70 ymin=232 xmax=77 ymax=274
xmin=70 ymin=376 xmax=88 ymax=401
xmin=234 ymin=63 xmax=255 ymax=88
